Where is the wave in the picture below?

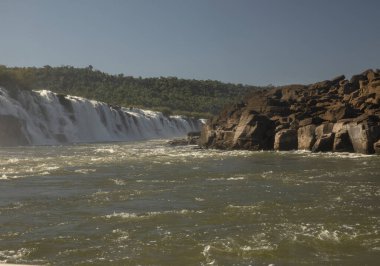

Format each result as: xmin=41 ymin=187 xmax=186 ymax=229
xmin=103 ymin=209 xmax=204 ymax=220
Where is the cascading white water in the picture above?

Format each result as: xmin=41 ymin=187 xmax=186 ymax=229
xmin=0 ymin=87 xmax=203 ymax=145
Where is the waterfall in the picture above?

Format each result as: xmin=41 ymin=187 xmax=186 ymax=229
xmin=0 ymin=87 xmax=203 ymax=146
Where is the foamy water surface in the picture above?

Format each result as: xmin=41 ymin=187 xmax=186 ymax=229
xmin=0 ymin=140 xmax=379 ymax=265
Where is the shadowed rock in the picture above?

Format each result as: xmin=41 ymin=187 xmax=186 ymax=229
xmin=312 ymin=133 xmax=335 ymax=152
xmin=333 ymin=129 xmax=354 ymax=152
xmin=274 ymin=129 xmax=298 ymax=151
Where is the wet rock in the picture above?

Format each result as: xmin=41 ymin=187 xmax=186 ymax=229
xmin=167 ymin=139 xmax=189 ymax=146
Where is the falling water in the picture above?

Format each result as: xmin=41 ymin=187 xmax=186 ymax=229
xmin=0 ymin=87 xmax=202 ymax=145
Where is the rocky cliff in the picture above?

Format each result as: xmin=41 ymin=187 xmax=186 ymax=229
xmin=200 ymin=69 xmax=380 ymax=154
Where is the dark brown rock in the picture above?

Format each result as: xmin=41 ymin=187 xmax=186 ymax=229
xmin=338 ymin=82 xmax=356 ymax=95
xmin=374 ymin=140 xmax=380 ymax=154
xmin=232 ymin=113 xmax=275 ymax=150
xmin=350 ymin=74 xmax=367 ymax=89
xmin=274 ymin=129 xmax=298 ymax=151
xmin=333 ymin=129 xmax=354 ymax=152
xmin=299 ymin=117 xmax=324 ymax=127
xmin=331 ymin=75 xmax=345 ymax=85
xmin=199 ymin=69 xmax=380 ymax=154
xmin=320 ymin=104 xmax=357 ymax=122
xmin=312 ymin=133 xmax=335 ymax=152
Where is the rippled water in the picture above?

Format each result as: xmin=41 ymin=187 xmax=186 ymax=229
xmin=0 ymin=140 xmax=379 ymax=265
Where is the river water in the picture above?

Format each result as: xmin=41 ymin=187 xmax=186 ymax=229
xmin=0 ymin=140 xmax=379 ymax=265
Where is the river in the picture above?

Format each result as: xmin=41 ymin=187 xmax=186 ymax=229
xmin=0 ymin=140 xmax=379 ymax=265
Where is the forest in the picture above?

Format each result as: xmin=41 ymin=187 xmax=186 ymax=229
xmin=0 ymin=65 xmax=266 ymax=118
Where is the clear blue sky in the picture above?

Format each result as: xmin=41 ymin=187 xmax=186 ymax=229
xmin=0 ymin=0 xmax=379 ymax=85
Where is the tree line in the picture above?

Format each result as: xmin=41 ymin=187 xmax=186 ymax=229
xmin=0 ymin=65 xmax=266 ymax=118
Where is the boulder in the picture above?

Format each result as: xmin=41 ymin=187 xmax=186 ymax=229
xmin=338 ymin=82 xmax=356 ymax=95
xmin=215 ymin=130 xmax=235 ymax=149
xmin=298 ymin=124 xmax=316 ymax=150
xmin=168 ymin=139 xmax=190 ymax=146
xmin=331 ymin=75 xmax=345 ymax=84
xmin=347 ymin=122 xmax=380 ymax=154
xmin=274 ymin=129 xmax=298 ymax=151
xmin=187 ymin=131 xmax=201 ymax=145
xmin=299 ymin=117 xmax=324 ymax=127
xmin=199 ymin=124 xmax=215 ymax=147
xmin=198 ymin=69 xmax=380 ymax=154
xmin=350 ymin=74 xmax=367 ymax=89
xmin=320 ymin=104 xmax=357 ymax=122
xmin=315 ymin=123 xmax=334 ymax=138
xmin=312 ymin=133 xmax=335 ymax=152
xmin=374 ymin=140 xmax=380 ymax=154
xmin=333 ymin=129 xmax=354 ymax=152
xmin=233 ymin=113 xmax=275 ymax=150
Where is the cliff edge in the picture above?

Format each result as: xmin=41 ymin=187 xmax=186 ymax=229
xmin=200 ymin=69 xmax=380 ymax=154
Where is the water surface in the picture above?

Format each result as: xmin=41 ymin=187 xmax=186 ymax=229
xmin=0 ymin=140 xmax=379 ymax=265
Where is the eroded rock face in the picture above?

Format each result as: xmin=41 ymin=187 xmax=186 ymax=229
xmin=200 ymin=69 xmax=380 ymax=154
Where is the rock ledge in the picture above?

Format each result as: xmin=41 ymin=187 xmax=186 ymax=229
xmin=200 ymin=69 xmax=380 ymax=154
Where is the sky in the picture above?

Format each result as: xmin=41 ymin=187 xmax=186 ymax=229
xmin=0 ymin=0 xmax=379 ymax=86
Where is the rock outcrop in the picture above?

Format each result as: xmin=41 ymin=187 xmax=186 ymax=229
xmin=200 ymin=69 xmax=380 ymax=154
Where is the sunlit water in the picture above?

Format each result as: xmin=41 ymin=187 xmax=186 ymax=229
xmin=0 ymin=140 xmax=379 ymax=265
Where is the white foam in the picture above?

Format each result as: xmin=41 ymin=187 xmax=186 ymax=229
xmin=261 ymin=170 xmax=273 ymax=178
xmin=207 ymin=176 xmax=246 ymax=181
xmin=0 ymin=87 xmax=202 ymax=145
xmin=74 ymin=169 xmax=96 ymax=174
xmin=227 ymin=176 xmax=245 ymax=181
xmin=110 ymin=179 xmax=127 ymax=186
xmin=317 ymin=229 xmax=340 ymax=242
xmin=104 ymin=209 xmax=203 ymax=220
xmin=0 ymin=248 xmax=34 ymax=263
